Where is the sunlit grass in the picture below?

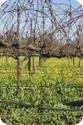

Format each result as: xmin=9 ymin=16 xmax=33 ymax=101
xmin=0 ymin=57 xmax=83 ymax=125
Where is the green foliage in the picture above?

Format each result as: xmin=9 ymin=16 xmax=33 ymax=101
xmin=0 ymin=57 xmax=83 ymax=124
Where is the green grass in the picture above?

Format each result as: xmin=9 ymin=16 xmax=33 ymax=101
xmin=0 ymin=57 xmax=83 ymax=125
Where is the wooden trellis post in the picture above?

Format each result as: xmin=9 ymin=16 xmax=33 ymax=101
xmin=16 ymin=5 xmax=20 ymax=96
xmin=28 ymin=53 xmax=31 ymax=74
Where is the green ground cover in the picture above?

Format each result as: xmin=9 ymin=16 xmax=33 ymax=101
xmin=0 ymin=57 xmax=83 ymax=125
